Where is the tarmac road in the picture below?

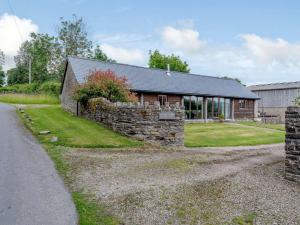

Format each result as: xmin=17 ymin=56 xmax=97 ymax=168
xmin=0 ymin=103 xmax=77 ymax=225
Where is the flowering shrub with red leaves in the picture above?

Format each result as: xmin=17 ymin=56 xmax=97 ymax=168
xmin=73 ymin=70 xmax=138 ymax=106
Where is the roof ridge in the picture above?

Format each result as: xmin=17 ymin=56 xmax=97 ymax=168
xmin=249 ymin=81 xmax=300 ymax=87
xmin=67 ymin=55 xmax=237 ymax=82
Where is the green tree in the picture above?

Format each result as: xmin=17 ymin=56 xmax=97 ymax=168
xmin=57 ymin=14 xmax=92 ymax=57
xmin=221 ymin=76 xmax=243 ymax=85
xmin=148 ymin=50 xmax=190 ymax=73
xmin=0 ymin=68 xmax=5 ymax=87
xmin=14 ymin=32 xmax=62 ymax=83
xmin=295 ymin=97 xmax=300 ymax=106
xmin=0 ymin=50 xmax=5 ymax=86
xmin=91 ymin=45 xmax=116 ymax=63
xmin=6 ymin=67 xmax=28 ymax=85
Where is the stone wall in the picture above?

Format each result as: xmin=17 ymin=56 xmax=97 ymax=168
xmin=61 ymin=64 xmax=79 ymax=114
xmin=285 ymin=106 xmax=300 ymax=182
xmin=82 ymin=98 xmax=185 ymax=146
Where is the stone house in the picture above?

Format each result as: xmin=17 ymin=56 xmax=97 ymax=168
xmin=61 ymin=56 xmax=259 ymax=121
xmin=248 ymin=81 xmax=300 ymax=122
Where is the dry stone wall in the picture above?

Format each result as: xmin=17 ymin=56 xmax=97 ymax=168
xmin=82 ymin=98 xmax=185 ymax=146
xmin=285 ymin=106 xmax=300 ymax=182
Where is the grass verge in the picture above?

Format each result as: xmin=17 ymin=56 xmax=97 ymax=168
xmin=185 ymin=122 xmax=284 ymax=147
xmin=24 ymin=106 xmax=141 ymax=148
xmin=239 ymin=121 xmax=285 ymax=131
xmin=18 ymin=105 xmax=143 ymax=225
xmin=0 ymin=93 xmax=59 ymax=104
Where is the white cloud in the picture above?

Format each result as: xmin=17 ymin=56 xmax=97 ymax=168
xmin=162 ymin=26 xmax=205 ymax=54
xmin=101 ymin=44 xmax=145 ymax=65
xmin=0 ymin=13 xmax=38 ymax=70
xmin=241 ymin=34 xmax=300 ymax=66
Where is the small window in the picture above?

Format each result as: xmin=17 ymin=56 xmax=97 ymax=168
xmin=239 ymin=100 xmax=247 ymax=109
xmin=158 ymin=95 xmax=167 ymax=106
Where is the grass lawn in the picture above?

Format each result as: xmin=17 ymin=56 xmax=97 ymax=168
xmin=24 ymin=106 xmax=141 ymax=148
xmin=185 ymin=122 xmax=284 ymax=147
xmin=0 ymin=93 xmax=59 ymax=104
xmin=19 ymin=105 xmax=142 ymax=225
xmin=239 ymin=121 xmax=285 ymax=131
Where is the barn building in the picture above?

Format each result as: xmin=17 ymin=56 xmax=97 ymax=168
xmin=61 ymin=56 xmax=259 ymax=121
xmin=248 ymin=82 xmax=300 ymax=122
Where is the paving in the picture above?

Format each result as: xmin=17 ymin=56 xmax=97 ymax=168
xmin=0 ymin=103 xmax=77 ymax=225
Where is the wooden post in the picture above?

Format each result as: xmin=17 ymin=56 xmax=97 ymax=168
xmin=231 ymin=99 xmax=235 ymax=120
xmin=203 ymin=97 xmax=208 ymax=122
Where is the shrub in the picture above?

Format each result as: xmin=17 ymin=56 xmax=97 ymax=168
xmin=295 ymin=97 xmax=300 ymax=106
xmin=38 ymin=81 xmax=61 ymax=96
xmin=0 ymin=82 xmax=61 ymax=96
xmin=73 ymin=70 xmax=137 ymax=106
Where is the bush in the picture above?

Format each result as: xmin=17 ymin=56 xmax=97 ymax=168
xmin=38 ymin=81 xmax=61 ymax=96
xmin=73 ymin=70 xmax=137 ymax=106
xmin=295 ymin=97 xmax=300 ymax=106
xmin=0 ymin=82 xmax=61 ymax=96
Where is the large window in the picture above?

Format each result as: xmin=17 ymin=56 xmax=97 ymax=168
xmin=225 ymin=99 xmax=231 ymax=119
xmin=184 ymin=96 xmax=203 ymax=119
xmin=184 ymin=96 xmax=231 ymax=120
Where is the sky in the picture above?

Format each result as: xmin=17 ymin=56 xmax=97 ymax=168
xmin=0 ymin=0 xmax=300 ymax=85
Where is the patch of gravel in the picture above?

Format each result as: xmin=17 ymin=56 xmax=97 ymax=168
xmin=64 ymin=145 xmax=300 ymax=225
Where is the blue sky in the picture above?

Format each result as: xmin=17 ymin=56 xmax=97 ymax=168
xmin=1 ymin=0 xmax=300 ymax=84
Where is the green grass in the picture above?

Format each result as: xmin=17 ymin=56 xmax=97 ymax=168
xmin=0 ymin=93 xmax=59 ymax=104
xmin=73 ymin=192 xmax=120 ymax=225
xmin=185 ymin=122 xmax=284 ymax=147
xmin=231 ymin=212 xmax=257 ymax=225
xmin=24 ymin=106 xmax=141 ymax=148
xmin=239 ymin=121 xmax=285 ymax=131
xmin=18 ymin=105 xmax=139 ymax=224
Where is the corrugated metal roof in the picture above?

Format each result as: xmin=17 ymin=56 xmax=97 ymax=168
xmin=248 ymin=81 xmax=300 ymax=91
xmin=67 ymin=56 xmax=259 ymax=99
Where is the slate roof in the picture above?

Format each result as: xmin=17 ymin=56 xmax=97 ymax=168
xmin=65 ymin=56 xmax=259 ymax=99
xmin=248 ymin=81 xmax=300 ymax=91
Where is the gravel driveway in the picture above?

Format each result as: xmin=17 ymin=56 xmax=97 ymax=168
xmin=0 ymin=103 xmax=77 ymax=225
xmin=66 ymin=143 xmax=300 ymax=225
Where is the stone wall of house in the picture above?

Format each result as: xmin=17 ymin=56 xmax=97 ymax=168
xmin=82 ymin=98 xmax=185 ymax=146
xmin=285 ymin=106 xmax=300 ymax=182
xmin=61 ymin=64 xmax=79 ymax=114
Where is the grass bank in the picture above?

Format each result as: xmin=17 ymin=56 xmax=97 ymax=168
xmin=185 ymin=122 xmax=284 ymax=147
xmin=0 ymin=93 xmax=59 ymax=104
xmin=19 ymin=105 xmax=142 ymax=225
xmin=24 ymin=106 xmax=141 ymax=148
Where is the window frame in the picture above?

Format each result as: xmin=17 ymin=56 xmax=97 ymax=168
xmin=158 ymin=95 xmax=168 ymax=106
xmin=239 ymin=99 xmax=247 ymax=109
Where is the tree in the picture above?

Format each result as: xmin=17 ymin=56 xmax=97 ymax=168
xmin=295 ymin=97 xmax=300 ymax=106
xmin=0 ymin=50 xmax=5 ymax=86
xmin=57 ymin=14 xmax=92 ymax=57
xmin=0 ymin=50 xmax=4 ymax=67
xmin=148 ymin=50 xmax=190 ymax=73
xmin=0 ymin=68 xmax=5 ymax=87
xmin=6 ymin=67 xmax=28 ymax=85
xmin=91 ymin=45 xmax=116 ymax=63
xmin=14 ymin=32 xmax=62 ymax=83
xmin=221 ymin=76 xmax=243 ymax=85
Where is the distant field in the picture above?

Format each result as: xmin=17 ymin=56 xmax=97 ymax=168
xmin=0 ymin=93 xmax=60 ymax=105
xmin=185 ymin=122 xmax=284 ymax=147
